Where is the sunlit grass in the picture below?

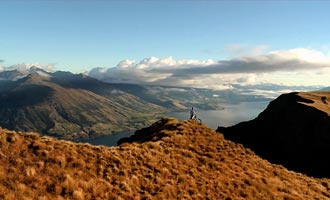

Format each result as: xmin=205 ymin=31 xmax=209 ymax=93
xmin=0 ymin=119 xmax=329 ymax=199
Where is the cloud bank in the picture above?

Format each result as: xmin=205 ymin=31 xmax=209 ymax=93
xmin=0 ymin=63 xmax=54 ymax=73
xmin=89 ymin=48 xmax=330 ymax=89
xmin=224 ymin=44 xmax=270 ymax=57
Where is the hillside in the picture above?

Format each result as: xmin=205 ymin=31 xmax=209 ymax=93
xmin=0 ymin=71 xmax=165 ymax=140
xmin=218 ymin=91 xmax=330 ymax=178
xmin=0 ymin=118 xmax=329 ymax=199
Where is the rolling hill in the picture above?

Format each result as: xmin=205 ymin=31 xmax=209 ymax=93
xmin=218 ymin=91 xmax=330 ymax=178
xmin=0 ymin=118 xmax=329 ymax=199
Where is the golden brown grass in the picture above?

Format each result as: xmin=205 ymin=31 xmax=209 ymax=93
xmin=298 ymin=91 xmax=330 ymax=114
xmin=0 ymin=118 xmax=329 ymax=199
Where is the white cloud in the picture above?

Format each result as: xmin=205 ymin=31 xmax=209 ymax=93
xmin=269 ymin=48 xmax=329 ymax=64
xmin=224 ymin=44 xmax=270 ymax=57
xmin=160 ymin=48 xmax=330 ymax=76
xmin=4 ymin=63 xmax=54 ymax=73
xmin=88 ymin=48 xmax=330 ymax=89
xmin=117 ymin=59 xmax=135 ymax=68
xmin=91 ymin=57 xmax=216 ymax=84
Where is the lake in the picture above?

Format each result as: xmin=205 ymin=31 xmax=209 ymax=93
xmin=80 ymin=101 xmax=270 ymax=147
xmin=78 ymin=131 xmax=134 ymax=147
xmin=169 ymin=101 xmax=270 ymax=129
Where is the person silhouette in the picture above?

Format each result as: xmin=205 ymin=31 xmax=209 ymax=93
xmin=190 ymin=107 xmax=196 ymax=120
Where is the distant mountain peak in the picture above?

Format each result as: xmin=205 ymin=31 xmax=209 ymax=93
xmin=28 ymin=66 xmax=49 ymax=73
xmin=0 ymin=66 xmax=52 ymax=81
xmin=24 ymin=72 xmax=47 ymax=82
xmin=28 ymin=65 xmax=39 ymax=72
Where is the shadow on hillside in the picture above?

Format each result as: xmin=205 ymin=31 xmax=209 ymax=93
xmin=217 ymin=92 xmax=330 ymax=178
xmin=49 ymin=72 xmax=115 ymax=95
xmin=0 ymin=84 xmax=54 ymax=107
xmin=117 ymin=118 xmax=179 ymax=145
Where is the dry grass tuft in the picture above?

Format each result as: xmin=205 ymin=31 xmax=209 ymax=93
xmin=0 ymin=118 xmax=329 ymax=199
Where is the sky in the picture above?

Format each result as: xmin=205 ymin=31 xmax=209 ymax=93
xmin=1 ymin=1 xmax=330 ymax=90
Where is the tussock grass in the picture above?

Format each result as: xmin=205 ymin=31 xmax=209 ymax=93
xmin=0 ymin=119 xmax=329 ymax=199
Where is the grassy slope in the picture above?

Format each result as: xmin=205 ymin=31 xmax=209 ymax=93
xmin=298 ymin=92 xmax=330 ymax=114
xmin=0 ymin=118 xmax=329 ymax=199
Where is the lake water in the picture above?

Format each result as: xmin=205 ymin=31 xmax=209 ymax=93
xmin=169 ymin=101 xmax=270 ymax=129
xmin=80 ymin=101 xmax=270 ymax=147
xmin=78 ymin=131 xmax=134 ymax=147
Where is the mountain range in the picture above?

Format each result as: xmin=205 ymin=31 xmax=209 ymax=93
xmin=0 ymin=67 xmax=275 ymax=140
xmin=0 ymin=68 xmax=167 ymax=140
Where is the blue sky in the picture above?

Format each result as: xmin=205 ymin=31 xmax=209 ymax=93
xmin=1 ymin=1 xmax=329 ymax=72
xmin=1 ymin=1 xmax=330 ymax=91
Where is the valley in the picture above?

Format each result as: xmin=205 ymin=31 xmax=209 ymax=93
xmin=0 ymin=68 xmax=273 ymax=141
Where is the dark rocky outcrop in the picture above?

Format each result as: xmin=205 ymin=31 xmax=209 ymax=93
xmin=217 ymin=91 xmax=330 ymax=178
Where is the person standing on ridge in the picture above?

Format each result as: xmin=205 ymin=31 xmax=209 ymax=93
xmin=190 ymin=107 xmax=196 ymax=120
